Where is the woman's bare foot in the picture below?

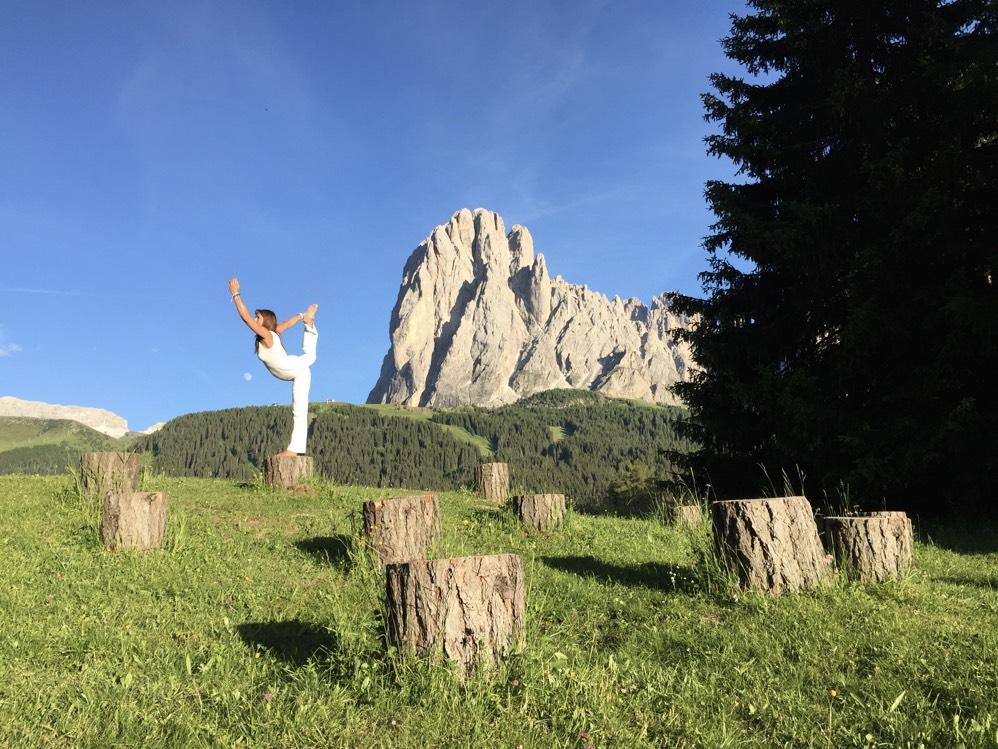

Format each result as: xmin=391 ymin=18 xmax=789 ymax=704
xmin=303 ymin=303 xmax=318 ymax=326
xmin=276 ymin=450 xmax=296 ymax=457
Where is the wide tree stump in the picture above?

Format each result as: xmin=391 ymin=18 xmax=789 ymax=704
xmin=672 ymin=504 xmax=704 ymax=528
xmin=475 ymin=462 xmax=509 ymax=503
xmin=385 ymin=554 xmax=526 ymax=678
xmin=101 ymin=492 xmax=168 ymax=551
xmin=512 ymin=494 xmax=566 ymax=532
xmin=712 ymin=496 xmax=830 ymax=595
xmin=363 ymin=494 xmax=442 ymax=569
xmin=264 ymin=455 xmax=314 ymax=490
xmin=80 ymin=452 xmax=141 ymax=497
xmin=824 ymin=515 xmax=913 ymax=582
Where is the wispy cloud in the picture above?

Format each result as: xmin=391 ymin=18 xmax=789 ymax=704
xmin=0 ymin=286 xmax=170 ymax=301
xmin=0 ymin=286 xmax=99 ymax=297
xmin=243 ymin=372 xmax=252 ymax=381
xmin=0 ymin=324 xmax=22 ymax=358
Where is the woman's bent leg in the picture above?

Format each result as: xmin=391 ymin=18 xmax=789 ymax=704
xmin=287 ymin=367 xmax=312 ymax=454
xmin=301 ymin=323 xmax=318 ymax=367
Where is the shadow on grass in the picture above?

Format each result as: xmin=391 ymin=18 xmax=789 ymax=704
xmin=931 ymin=576 xmax=997 ymax=591
xmin=541 ymin=555 xmax=696 ymax=593
xmin=295 ymin=534 xmax=353 ymax=569
xmin=236 ymin=620 xmax=341 ymax=666
xmin=928 ymin=526 xmax=998 ymax=556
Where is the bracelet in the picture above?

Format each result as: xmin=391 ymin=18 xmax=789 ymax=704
xmin=231 ymin=292 xmax=240 ymax=300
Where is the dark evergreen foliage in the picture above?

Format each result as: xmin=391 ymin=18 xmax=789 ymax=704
xmin=674 ymin=1 xmax=998 ymax=514
xmin=132 ymin=393 xmax=693 ymax=510
xmin=433 ymin=391 xmax=694 ymax=510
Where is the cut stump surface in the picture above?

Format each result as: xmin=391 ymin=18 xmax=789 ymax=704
xmin=264 ymin=455 xmax=314 ymax=490
xmin=385 ymin=554 xmax=526 ymax=678
xmin=363 ymin=494 xmax=442 ymax=569
xmin=80 ymin=452 xmax=141 ymax=497
xmin=101 ymin=492 xmax=168 ymax=551
xmin=475 ymin=463 xmax=509 ymax=503
xmin=824 ymin=515 xmax=913 ymax=582
xmin=712 ymin=496 xmax=830 ymax=595
xmin=512 ymin=494 xmax=566 ymax=532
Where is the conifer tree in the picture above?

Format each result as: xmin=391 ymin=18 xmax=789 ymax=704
xmin=675 ymin=0 xmax=997 ymax=513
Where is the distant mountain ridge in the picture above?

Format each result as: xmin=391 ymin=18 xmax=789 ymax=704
xmin=368 ymin=208 xmax=696 ymax=408
xmin=0 ymin=396 xmax=130 ymax=438
xmin=0 ymin=396 xmax=163 ymax=437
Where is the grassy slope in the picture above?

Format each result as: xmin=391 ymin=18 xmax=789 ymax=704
xmin=1 ymin=475 xmax=995 ymax=748
xmin=316 ymin=402 xmax=494 ymax=457
xmin=0 ymin=416 xmax=128 ymax=452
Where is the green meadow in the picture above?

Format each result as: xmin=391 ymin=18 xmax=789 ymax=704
xmin=0 ymin=474 xmax=995 ymax=748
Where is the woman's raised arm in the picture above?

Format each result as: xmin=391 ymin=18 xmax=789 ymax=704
xmin=228 ymin=277 xmax=272 ymax=345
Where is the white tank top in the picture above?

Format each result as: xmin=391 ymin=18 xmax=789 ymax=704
xmin=257 ymin=331 xmax=295 ymax=380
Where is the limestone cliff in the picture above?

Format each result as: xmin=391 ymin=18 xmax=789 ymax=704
xmin=368 ymin=209 xmax=696 ymax=408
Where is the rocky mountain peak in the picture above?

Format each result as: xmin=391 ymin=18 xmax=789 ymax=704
xmin=368 ymin=208 xmax=696 ymax=408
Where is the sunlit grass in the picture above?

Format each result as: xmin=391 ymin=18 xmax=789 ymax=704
xmin=0 ymin=474 xmax=995 ymax=747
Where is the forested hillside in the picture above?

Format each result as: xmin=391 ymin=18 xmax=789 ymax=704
xmin=136 ymin=391 xmax=693 ymax=509
xmin=1 ymin=393 xmax=692 ymax=509
xmin=0 ymin=417 xmax=130 ymax=475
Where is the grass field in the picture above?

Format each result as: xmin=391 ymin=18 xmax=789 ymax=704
xmin=0 ymin=474 xmax=995 ymax=748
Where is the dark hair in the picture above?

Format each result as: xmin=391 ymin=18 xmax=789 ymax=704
xmin=254 ymin=309 xmax=279 ymax=353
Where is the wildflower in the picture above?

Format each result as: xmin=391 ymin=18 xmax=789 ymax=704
xmin=579 ymin=731 xmax=590 ymax=739
xmin=830 ymin=689 xmax=837 ymax=697
xmin=263 ymin=692 xmax=273 ymax=702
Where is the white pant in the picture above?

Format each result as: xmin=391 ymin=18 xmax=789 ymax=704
xmin=287 ymin=323 xmax=318 ymax=453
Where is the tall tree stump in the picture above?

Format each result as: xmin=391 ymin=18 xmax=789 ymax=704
xmin=101 ymin=492 xmax=168 ymax=551
xmin=672 ymin=504 xmax=704 ymax=528
xmin=712 ymin=496 xmax=830 ymax=595
xmin=475 ymin=462 xmax=509 ymax=503
xmin=363 ymin=494 xmax=442 ymax=569
xmin=80 ymin=452 xmax=141 ymax=497
xmin=512 ymin=494 xmax=566 ymax=532
xmin=385 ymin=554 xmax=526 ymax=678
xmin=264 ymin=455 xmax=314 ymax=490
xmin=824 ymin=515 xmax=913 ymax=582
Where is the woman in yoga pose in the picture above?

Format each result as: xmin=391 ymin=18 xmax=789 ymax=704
xmin=228 ymin=277 xmax=318 ymax=456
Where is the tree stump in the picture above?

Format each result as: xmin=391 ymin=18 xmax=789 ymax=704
xmin=824 ymin=515 xmax=913 ymax=582
xmin=101 ymin=492 xmax=168 ymax=551
xmin=711 ymin=496 xmax=830 ymax=595
xmin=385 ymin=554 xmax=525 ymax=678
xmin=672 ymin=504 xmax=704 ymax=528
xmin=80 ymin=452 xmax=141 ymax=497
xmin=264 ymin=455 xmax=314 ymax=490
xmin=475 ymin=462 xmax=509 ymax=503
xmin=363 ymin=494 xmax=442 ymax=569
xmin=512 ymin=494 xmax=566 ymax=532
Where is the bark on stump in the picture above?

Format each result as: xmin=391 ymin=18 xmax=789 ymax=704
xmin=672 ymin=504 xmax=704 ymax=528
xmin=264 ymin=455 xmax=314 ymax=490
xmin=363 ymin=494 xmax=442 ymax=569
xmin=80 ymin=452 xmax=141 ymax=497
xmin=101 ymin=492 xmax=168 ymax=551
xmin=512 ymin=494 xmax=566 ymax=532
xmin=824 ymin=515 xmax=913 ymax=582
xmin=475 ymin=462 xmax=509 ymax=503
xmin=711 ymin=496 xmax=830 ymax=595
xmin=385 ymin=554 xmax=526 ymax=678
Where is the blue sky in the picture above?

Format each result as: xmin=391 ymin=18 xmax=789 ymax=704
xmin=1 ymin=0 xmax=743 ymax=431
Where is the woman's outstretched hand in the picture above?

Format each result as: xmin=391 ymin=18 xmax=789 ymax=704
xmin=228 ymin=277 xmax=240 ymax=295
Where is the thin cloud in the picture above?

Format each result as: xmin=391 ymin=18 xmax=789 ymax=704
xmin=0 ymin=287 xmax=170 ymax=301
xmin=0 ymin=343 xmax=22 ymax=358
xmin=243 ymin=372 xmax=252 ymax=381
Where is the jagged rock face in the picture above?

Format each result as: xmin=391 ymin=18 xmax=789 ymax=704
xmin=0 ymin=396 xmax=130 ymax=438
xmin=368 ymin=208 xmax=696 ymax=408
